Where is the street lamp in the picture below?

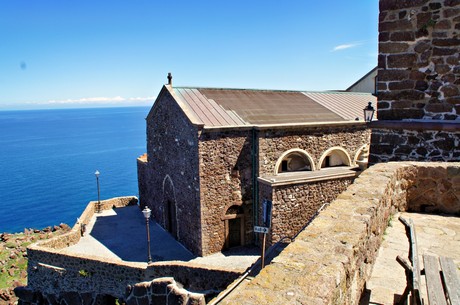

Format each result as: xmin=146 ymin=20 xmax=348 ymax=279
xmin=363 ymin=102 xmax=375 ymax=122
xmin=95 ymin=170 xmax=101 ymax=213
xmin=142 ymin=206 xmax=152 ymax=263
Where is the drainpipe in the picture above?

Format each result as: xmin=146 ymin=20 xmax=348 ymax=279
xmin=251 ymin=128 xmax=259 ymax=243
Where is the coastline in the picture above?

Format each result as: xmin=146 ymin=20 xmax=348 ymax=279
xmin=0 ymin=224 xmax=71 ymax=304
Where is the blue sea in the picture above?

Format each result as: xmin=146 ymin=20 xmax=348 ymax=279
xmin=0 ymin=106 xmax=150 ymax=233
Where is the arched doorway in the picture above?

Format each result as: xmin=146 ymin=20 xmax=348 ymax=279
xmin=165 ymin=199 xmax=177 ymax=239
xmin=223 ymin=205 xmax=245 ymax=250
xmin=162 ymin=175 xmax=178 ymax=239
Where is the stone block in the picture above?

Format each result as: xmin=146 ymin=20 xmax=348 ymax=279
xmin=378 ymin=69 xmax=410 ymax=81
xmin=387 ymin=53 xmax=417 ymax=68
xmin=186 ymin=294 xmax=206 ymax=305
xmin=379 ymin=89 xmax=425 ymax=101
xmin=379 ymin=0 xmax=429 ymax=10
xmin=380 ymin=42 xmax=410 ymax=53
xmin=425 ymin=103 xmax=454 ymax=113
xmin=377 ymin=101 xmax=390 ymax=109
xmin=441 ymin=84 xmax=460 ymax=97
xmin=433 ymin=47 xmax=458 ymax=56
xmin=379 ymin=20 xmax=413 ymax=32
xmin=167 ymin=285 xmax=188 ymax=305
xmin=414 ymin=41 xmax=431 ymax=53
xmin=388 ymin=80 xmax=415 ymax=90
xmin=150 ymin=278 xmax=175 ymax=294
xmin=433 ymin=38 xmax=460 ymax=47
xmin=132 ymin=282 xmax=150 ymax=297
xmin=379 ymin=32 xmax=390 ymax=42
xmin=390 ymin=31 xmax=415 ymax=42
xmin=414 ymin=80 xmax=429 ymax=91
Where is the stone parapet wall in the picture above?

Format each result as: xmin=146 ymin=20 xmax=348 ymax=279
xmin=221 ymin=162 xmax=460 ymax=305
xmin=259 ymin=177 xmax=354 ymax=245
xmin=21 ymin=194 xmax=241 ymax=304
xmin=33 ymin=197 xmax=138 ymax=250
xmin=125 ymin=278 xmax=205 ymax=305
xmin=378 ymin=0 xmax=460 ymax=120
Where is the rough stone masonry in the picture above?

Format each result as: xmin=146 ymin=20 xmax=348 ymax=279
xmin=370 ymin=0 xmax=460 ymax=163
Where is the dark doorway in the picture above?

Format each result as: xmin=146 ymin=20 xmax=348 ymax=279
xmin=223 ymin=205 xmax=245 ymax=250
xmin=165 ymin=200 xmax=178 ymax=239
xmin=228 ymin=218 xmax=242 ymax=248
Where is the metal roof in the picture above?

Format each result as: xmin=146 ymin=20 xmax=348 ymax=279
xmin=171 ymin=87 xmax=376 ymax=127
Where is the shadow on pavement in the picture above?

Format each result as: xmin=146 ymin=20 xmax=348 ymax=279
xmin=90 ymin=205 xmax=195 ymax=262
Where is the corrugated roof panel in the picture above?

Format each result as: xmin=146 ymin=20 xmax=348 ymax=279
xmin=199 ymin=89 xmax=344 ymax=125
xmin=190 ymin=90 xmax=237 ymax=126
xmin=170 ymin=87 xmax=376 ymax=127
xmin=174 ymin=89 xmax=207 ymax=125
xmin=303 ymin=92 xmax=376 ymax=121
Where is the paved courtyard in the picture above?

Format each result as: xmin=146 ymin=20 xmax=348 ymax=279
xmin=363 ymin=212 xmax=460 ymax=305
xmin=62 ymin=205 xmax=259 ymax=271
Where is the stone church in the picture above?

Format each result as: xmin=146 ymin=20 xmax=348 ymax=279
xmin=137 ymin=79 xmax=376 ymax=256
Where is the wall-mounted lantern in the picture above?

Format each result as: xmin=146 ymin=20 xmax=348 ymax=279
xmin=363 ymin=102 xmax=375 ymax=122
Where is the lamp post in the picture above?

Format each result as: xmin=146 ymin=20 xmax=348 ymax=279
xmin=363 ymin=102 xmax=375 ymax=122
xmin=142 ymin=206 xmax=152 ymax=263
xmin=95 ymin=170 xmax=101 ymax=213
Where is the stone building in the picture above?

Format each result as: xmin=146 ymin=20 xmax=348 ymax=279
xmin=138 ymin=82 xmax=376 ymax=256
xmin=371 ymin=0 xmax=460 ymax=163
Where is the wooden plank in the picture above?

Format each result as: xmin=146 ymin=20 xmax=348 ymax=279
xmin=408 ymin=219 xmax=422 ymax=299
xmin=423 ymin=255 xmax=448 ymax=305
xmin=439 ymin=256 xmax=460 ymax=305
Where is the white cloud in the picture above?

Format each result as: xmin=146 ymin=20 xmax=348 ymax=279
xmin=30 ymin=96 xmax=155 ymax=105
xmin=332 ymin=42 xmax=362 ymax=52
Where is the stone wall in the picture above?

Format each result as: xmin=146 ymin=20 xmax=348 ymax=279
xmin=18 ymin=195 xmax=242 ymax=305
xmin=372 ymin=0 xmax=460 ymax=163
xmin=125 ymin=278 xmax=205 ymax=305
xmin=261 ymin=177 xmax=354 ymax=245
xmin=138 ymin=86 xmax=203 ymax=255
xmin=370 ymin=122 xmax=460 ymax=162
xmin=258 ymin=124 xmax=370 ymax=175
xmin=220 ymin=162 xmax=460 ymax=305
xmin=378 ymin=0 xmax=460 ymax=120
xmin=198 ymin=128 xmax=254 ymax=255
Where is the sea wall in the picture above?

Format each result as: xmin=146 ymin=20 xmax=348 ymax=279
xmin=220 ymin=162 xmax=460 ymax=305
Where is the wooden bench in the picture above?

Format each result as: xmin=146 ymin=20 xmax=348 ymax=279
xmin=396 ymin=216 xmax=460 ymax=305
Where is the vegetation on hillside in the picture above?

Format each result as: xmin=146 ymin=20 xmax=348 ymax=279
xmin=0 ymin=225 xmax=70 ymax=304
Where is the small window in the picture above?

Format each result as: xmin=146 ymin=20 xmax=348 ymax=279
xmin=278 ymin=152 xmax=312 ymax=173
xmin=320 ymin=149 xmax=350 ymax=169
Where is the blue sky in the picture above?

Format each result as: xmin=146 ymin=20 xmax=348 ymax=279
xmin=0 ymin=1 xmax=378 ymax=110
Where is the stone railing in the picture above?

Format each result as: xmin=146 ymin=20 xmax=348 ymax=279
xmin=220 ymin=162 xmax=460 ymax=304
xmin=20 ymin=196 xmax=241 ymax=304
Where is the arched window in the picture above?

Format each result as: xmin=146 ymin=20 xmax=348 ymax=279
xmin=275 ymin=149 xmax=315 ymax=174
xmin=318 ymin=147 xmax=351 ymax=169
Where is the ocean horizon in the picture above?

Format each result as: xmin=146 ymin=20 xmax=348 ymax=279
xmin=0 ymin=106 xmax=150 ymax=233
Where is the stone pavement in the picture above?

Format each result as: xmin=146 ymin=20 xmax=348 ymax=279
xmin=63 ymin=205 xmax=259 ymax=271
xmin=363 ymin=212 xmax=460 ymax=305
